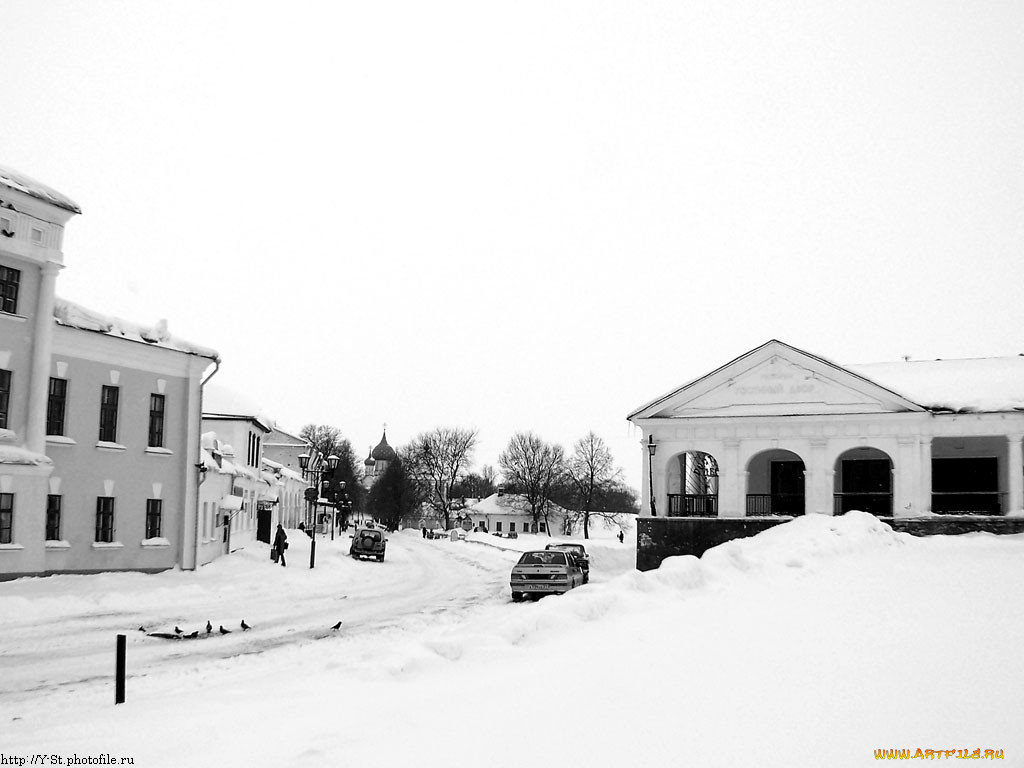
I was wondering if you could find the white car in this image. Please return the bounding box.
[510,550,585,602]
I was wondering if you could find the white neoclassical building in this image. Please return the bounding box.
[627,340,1024,570]
[1,165,219,579]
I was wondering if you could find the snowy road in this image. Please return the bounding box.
[0,529,524,708]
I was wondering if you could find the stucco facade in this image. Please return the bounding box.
[1,165,219,579]
[199,415,274,563]
[628,340,1024,569]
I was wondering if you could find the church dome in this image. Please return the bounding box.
[363,448,376,467]
[371,431,398,461]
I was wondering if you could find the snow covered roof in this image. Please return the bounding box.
[263,457,305,483]
[54,296,220,361]
[0,164,82,214]
[467,493,568,517]
[203,383,273,431]
[850,356,1024,413]
[631,340,1024,419]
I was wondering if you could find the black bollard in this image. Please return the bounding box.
[115,634,126,704]
[309,538,316,569]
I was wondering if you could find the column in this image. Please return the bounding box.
[25,262,61,454]
[1008,434,1023,517]
[720,440,742,517]
[920,437,933,515]
[893,437,917,518]
[803,439,829,515]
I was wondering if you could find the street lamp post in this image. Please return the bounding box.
[647,435,657,517]
[298,451,340,569]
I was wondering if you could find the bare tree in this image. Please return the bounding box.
[563,432,620,539]
[405,427,478,530]
[498,431,566,535]
[453,464,498,500]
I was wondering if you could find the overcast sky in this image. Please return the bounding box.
[3,1,1023,491]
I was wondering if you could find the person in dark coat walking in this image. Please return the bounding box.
[618,530,625,544]
[274,524,288,567]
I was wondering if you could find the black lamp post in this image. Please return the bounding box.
[330,486,348,541]
[647,435,657,517]
[298,451,340,568]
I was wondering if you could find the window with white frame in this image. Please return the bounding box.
[0,493,13,544]
[146,499,162,539]
[47,377,68,436]
[0,369,10,430]
[99,385,119,442]
[0,264,19,314]
[46,495,62,540]
[148,394,165,447]
[96,497,114,542]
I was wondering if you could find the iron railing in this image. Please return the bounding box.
[931,492,1004,515]
[833,493,893,516]
[666,494,718,517]
[746,493,805,516]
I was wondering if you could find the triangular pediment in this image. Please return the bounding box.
[630,340,923,420]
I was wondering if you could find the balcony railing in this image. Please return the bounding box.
[931,492,1004,515]
[833,493,892,516]
[746,494,805,516]
[666,494,718,517]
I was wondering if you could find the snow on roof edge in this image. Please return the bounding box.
[0,164,82,214]
[54,296,220,362]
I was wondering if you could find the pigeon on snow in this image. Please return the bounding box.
[206,620,213,634]
[241,620,251,631]
[174,626,183,635]
[219,625,231,635]
[331,621,343,631]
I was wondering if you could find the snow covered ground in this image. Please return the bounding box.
[2,514,1022,767]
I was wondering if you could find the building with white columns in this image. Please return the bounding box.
[627,340,1024,570]
[1,165,219,579]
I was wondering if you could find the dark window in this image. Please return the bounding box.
[99,385,119,442]
[46,495,62,540]
[496,521,502,532]
[146,499,162,539]
[148,394,165,447]
[0,493,12,544]
[96,497,114,542]
[0,369,10,430]
[933,457,998,493]
[47,377,68,436]
[0,264,20,314]
[842,459,892,493]
[509,521,516,533]
[932,457,1000,514]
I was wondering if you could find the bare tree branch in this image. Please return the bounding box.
[404,427,478,529]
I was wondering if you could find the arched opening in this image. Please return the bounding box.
[746,449,805,516]
[666,451,720,516]
[833,447,894,515]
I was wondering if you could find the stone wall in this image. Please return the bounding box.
[636,515,1024,572]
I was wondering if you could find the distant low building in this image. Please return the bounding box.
[466,492,570,536]
[200,384,281,561]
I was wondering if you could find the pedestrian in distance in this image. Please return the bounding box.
[618,530,625,544]
[274,523,288,567]
[421,526,427,538]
